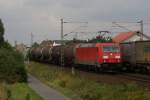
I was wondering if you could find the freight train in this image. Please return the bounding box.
[29,43,121,70]
[29,41,150,72]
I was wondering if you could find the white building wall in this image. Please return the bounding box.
[53,41,61,46]
[123,35,149,42]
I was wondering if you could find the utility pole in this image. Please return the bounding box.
[60,19,64,67]
[60,18,88,74]
[29,32,33,64]
[31,33,34,47]
[138,20,143,40]
[74,32,78,40]
[14,40,17,47]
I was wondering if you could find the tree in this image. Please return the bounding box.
[0,48,27,83]
[32,42,39,48]
[88,31,112,43]
[0,19,4,43]
[88,35,112,43]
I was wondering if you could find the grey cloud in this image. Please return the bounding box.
[24,0,57,7]
[0,0,150,45]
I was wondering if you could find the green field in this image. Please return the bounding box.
[27,62,150,100]
[0,83,43,100]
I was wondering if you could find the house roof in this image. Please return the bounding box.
[112,31,150,43]
[112,31,135,43]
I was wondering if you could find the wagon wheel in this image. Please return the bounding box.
[140,67,149,74]
[147,66,150,74]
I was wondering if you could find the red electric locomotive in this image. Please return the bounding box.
[75,43,121,69]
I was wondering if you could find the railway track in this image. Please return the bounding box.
[64,65,150,89]
[68,66,150,89]
[117,73,150,89]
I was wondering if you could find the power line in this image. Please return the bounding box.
[64,25,88,37]
[112,20,146,40]
[113,21,150,24]
[63,21,88,24]
[112,22,133,31]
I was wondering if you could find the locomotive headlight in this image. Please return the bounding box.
[103,56,108,59]
[115,56,120,59]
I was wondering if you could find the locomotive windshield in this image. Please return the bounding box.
[103,46,119,52]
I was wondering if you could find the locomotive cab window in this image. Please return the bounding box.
[103,46,119,52]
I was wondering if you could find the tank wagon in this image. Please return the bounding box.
[51,45,61,64]
[41,46,53,62]
[121,41,150,72]
[64,44,77,65]
[29,47,43,61]
[51,43,78,65]
[30,46,53,62]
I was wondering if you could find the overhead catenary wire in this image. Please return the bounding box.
[112,22,133,32]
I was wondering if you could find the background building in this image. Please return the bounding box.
[113,31,150,43]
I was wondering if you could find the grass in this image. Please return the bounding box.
[0,83,43,100]
[0,83,7,100]
[27,62,150,100]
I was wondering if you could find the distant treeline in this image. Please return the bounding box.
[31,34,112,47]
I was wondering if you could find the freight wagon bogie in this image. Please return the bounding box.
[122,64,150,73]
[100,63,122,71]
[136,64,150,73]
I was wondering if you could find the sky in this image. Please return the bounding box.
[0,0,150,46]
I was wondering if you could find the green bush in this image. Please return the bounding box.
[0,48,27,83]
[0,41,13,50]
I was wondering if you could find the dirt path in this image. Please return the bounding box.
[28,74,68,100]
